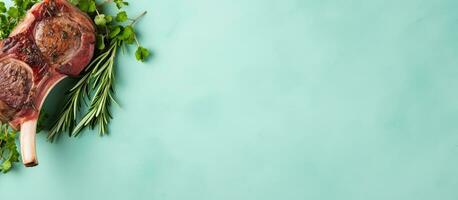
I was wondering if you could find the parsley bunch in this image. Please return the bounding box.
[0,123,20,173]
[0,0,38,38]
[48,0,150,141]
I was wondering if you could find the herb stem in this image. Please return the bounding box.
[134,35,140,47]
[130,11,147,26]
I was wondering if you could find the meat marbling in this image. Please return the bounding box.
[0,0,95,167]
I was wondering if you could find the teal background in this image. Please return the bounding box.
[2,0,458,199]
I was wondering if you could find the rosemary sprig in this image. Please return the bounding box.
[48,42,117,140]
[72,41,118,136]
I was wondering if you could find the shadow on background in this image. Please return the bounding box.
[38,77,79,139]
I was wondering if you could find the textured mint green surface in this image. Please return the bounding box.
[2,0,458,199]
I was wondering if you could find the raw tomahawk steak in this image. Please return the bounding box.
[0,0,95,166]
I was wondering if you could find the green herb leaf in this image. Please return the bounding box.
[94,14,106,26]
[115,11,128,22]
[109,25,121,39]
[0,123,20,174]
[135,46,150,62]
[1,160,12,173]
[105,15,113,23]
[7,7,19,18]
[87,0,96,13]
[77,0,96,13]
[77,0,89,12]
[114,0,129,9]
[118,25,135,44]
[0,2,7,13]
